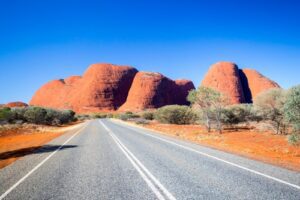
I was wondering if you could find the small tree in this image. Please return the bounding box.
[188,86,229,133]
[254,88,286,134]
[284,85,300,145]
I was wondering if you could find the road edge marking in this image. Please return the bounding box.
[99,120,176,200]
[111,119,300,191]
[0,122,89,200]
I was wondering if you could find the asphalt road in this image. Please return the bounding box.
[0,119,300,200]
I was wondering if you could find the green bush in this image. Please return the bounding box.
[135,119,149,125]
[125,111,133,115]
[53,110,75,124]
[6,107,76,125]
[154,105,197,125]
[254,88,287,134]
[288,134,300,146]
[119,113,131,121]
[284,85,300,144]
[142,111,155,120]
[10,107,28,121]
[222,104,260,125]
[0,107,12,121]
[93,113,108,119]
[24,107,47,124]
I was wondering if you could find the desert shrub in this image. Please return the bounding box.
[284,85,300,144]
[119,113,131,121]
[117,112,140,121]
[112,113,120,119]
[125,111,133,115]
[106,113,113,118]
[254,88,287,134]
[24,107,47,124]
[60,110,75,123]
[93,113,108,119]
[222,104,259,126]
[288,134,300,146]
[10,107,28,121]
[48,109,75,125]
[76,114,90,121]
[0,107,12,121]
[154,105,197,125]
[135,118,149,125]
[9,107,76,125]
[142,111,155,120]
[44,109,61,125]
[188,86,229,133]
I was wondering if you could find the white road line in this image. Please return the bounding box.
[0,122,88,200]
[99,120,176,200]
[113,120,300,191]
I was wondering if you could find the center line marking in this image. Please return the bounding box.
[99,120,176,200]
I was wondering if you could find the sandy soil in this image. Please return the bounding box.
[0,123,81,169]
[135,121,300,171]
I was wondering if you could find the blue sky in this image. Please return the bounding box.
[0,0,299,103]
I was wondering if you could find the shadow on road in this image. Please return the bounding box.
[0,145,78,160]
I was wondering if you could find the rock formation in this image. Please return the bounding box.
[201,62,280,104]
[30,63,194,113]
[30,61,279,112]
[5,102,28,108]
[173,80,195,105]
[119,72,195,111]
[68,64,138,113]
[201,62,245,104]
[240,69,280,102]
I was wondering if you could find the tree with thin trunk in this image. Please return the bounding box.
[188,86,229,133]
[254,88,286,134]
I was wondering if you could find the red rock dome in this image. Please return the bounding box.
[240,69,280,102]
[5,102,28,108]
[201,62,280,104]
[201,62,245,104]
[69,63,138,112]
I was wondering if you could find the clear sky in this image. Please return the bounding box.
[0,0,299,103]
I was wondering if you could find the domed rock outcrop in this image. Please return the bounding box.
[119,72,174,111]
[240,69,280,102]
[173,80,195,105]
[68,64,138,112]
[30,79,69,109]
[30,63,138,113]
[201,62,280,104]
[201,62,245,104]
[5,102,28,108]
[119,73,195,111]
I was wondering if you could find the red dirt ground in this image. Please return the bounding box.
[0,125,69,169]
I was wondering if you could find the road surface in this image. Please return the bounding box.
[0,119,300,200]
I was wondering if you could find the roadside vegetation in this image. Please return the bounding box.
[115,85,300,146]
[0,106,76,126]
